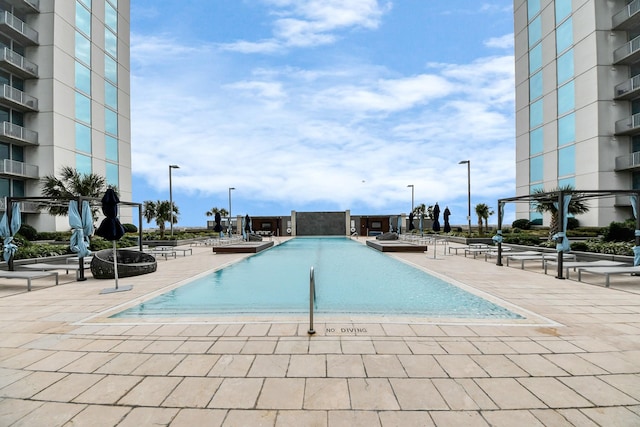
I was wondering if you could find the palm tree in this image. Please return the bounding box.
[412,204,426,231]
[205,207,229,217]
[532,185,589,240]
[475,203,494,235]
[41,166,114,219]
[142,200,179,239]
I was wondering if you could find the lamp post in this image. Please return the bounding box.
[168,164,179,238]
[458,160,471,235]
[407,184,414,214]
[228,187,235,236]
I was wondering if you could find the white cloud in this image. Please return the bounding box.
[219,0,392,53]
[485,33,514,49]
[130,34,515,218]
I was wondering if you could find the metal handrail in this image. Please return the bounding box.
[308,266,316,335]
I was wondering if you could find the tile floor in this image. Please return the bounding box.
[0,237,639,426]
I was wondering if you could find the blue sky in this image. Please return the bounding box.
[130,0,516,228]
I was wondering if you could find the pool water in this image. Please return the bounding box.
[113,237,522,319]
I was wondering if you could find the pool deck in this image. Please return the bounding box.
[0,236,639,426]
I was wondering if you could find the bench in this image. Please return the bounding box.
[21,263,86,280]
[577,265,640,287]
[154,246,192,256]
[544,260,626,278]
[0,271,59,291]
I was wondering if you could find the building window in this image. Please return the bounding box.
[558,112,575,146]
[556,18,573,54]
[105,2,117,31]
[105,81,117,109]
[106,162,118,186]
[529,183,543,223]
[75,32,91,65]
[0,178,9,197]
[557,49,574,84]
[558,177,575,188]
[558,145,575,177]
[12,180,24,197]
[75,92,91,124]
[75,122,92,153]
[633,171,640,189]
[105,28,117,58]
[530,71,543,101]
[105,55,117,83]
[105,135,118,161]
[530,99,543,128]
[105,108,117,135]
[530,155,543,182]
[76,1,91,37]
[76,153,92,175]
[530,127,543,155]
[555,0,571,24]
[75,61,91,95]
[78,0,91,8]
[557,81,574,115]
[529,16,542,47]
[529,44,542,74]
[528,0,540,21]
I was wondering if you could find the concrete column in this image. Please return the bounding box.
[290,211,296,236]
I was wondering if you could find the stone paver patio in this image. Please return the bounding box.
[0,237,639,426]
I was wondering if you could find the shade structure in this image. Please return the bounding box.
[443,206,451,232]
[95,189,131,293]
[432,203,441,231]
[0,202,20,267]
[408,212,414,230]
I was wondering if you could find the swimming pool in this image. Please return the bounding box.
[113,237,522,319]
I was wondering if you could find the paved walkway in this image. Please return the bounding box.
[0,237,639,426]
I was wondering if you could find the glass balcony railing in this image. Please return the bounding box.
[0,198,41,213]
[0,10,38,44]
[615,113,640,135]
[0,121,37,145]
[0,84,37,110]
[615,75,640,99]
[0,47,37,77]
[614,35,640,64]
[613,0,640,29]
[1,158,38,178]
[615,151,640,170]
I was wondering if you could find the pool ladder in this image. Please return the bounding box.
[308,266,316,335]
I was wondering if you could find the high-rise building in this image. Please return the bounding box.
[514,0,640,226]
[0,0,131,230]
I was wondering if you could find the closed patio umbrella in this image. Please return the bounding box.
[443,206,451,232]
[69,199,93,280]
[432,203,441,231]
[213,212,223,233]
[96,189,131,293]
[0,201,20,270]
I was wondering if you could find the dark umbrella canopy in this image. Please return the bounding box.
[244,214,251,232]
[443,206,451,232]
[95,189,125,241]
[432,203,441,231]
[408,212,414,230]
[213,212,222,232]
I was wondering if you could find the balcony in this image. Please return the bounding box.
[0,84,37,111]
[613,35,640,65]
[613,0,640,30]
[0,121,37,145]
[615,194,634,207]
[615,113,640,135]
[0,158,38,179]
[5,0,39,14]
[615,75,640,100]
[0,11,38,45]
[615,151,640,170]
[0,47,37,78]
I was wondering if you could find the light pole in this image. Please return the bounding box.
[168,164,179,238]
[458,160,471,235]
[407,184,414,214]
[228,187,235,236]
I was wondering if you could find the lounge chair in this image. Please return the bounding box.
[577,265,640,287]
[0,270,59,291]
[544,259,627,278]
[506,252,576,269]
[21,263,86,280]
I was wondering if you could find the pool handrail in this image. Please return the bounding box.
[308,266,316,335]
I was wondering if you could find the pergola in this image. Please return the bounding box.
[4,196,144,279]
[495,189,640,279]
